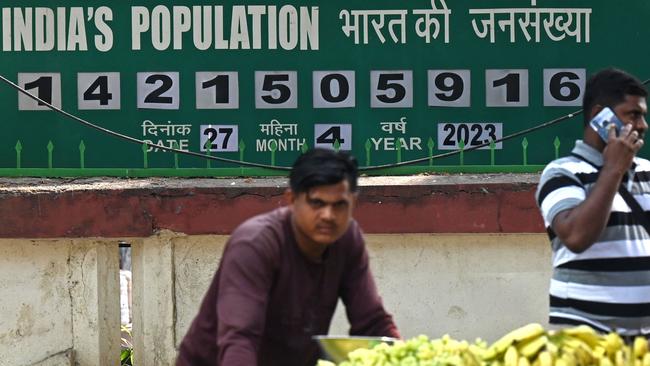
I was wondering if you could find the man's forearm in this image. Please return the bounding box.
[553,167,623,252]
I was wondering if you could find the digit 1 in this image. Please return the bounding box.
[24,76,53,105]
[493,73,520,102]
[202,75,229,104]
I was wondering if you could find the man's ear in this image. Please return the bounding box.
[351,192,359,209]
[283,189,295,206]
[589,104,605,122]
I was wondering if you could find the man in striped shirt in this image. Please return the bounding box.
[536,68,650,336]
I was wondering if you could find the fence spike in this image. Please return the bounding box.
[522,138,529,166]
[427,138,434,167]
[269,140,278,166]
[173,141,180,169]
[395,138,402,163]
[204,140,212,169]
[142,143,148,169]
[47,141,54,169]
[490,140,496,166]
[554,136,561,159]
[79,140,86,169]
[239,139,246,164]
[365,139,372,166]
[15,140,22,169]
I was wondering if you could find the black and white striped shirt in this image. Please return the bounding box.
[536,140,650,336]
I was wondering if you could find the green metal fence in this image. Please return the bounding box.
[2,135,559,177]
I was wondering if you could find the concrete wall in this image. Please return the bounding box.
[168,233,551,345]
[0,175,549,365]
[0,239,120,366]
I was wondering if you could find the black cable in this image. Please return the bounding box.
[360,109,583,171]
[0,74,291,171]
[360,77,650,171]
[2,73,647,172]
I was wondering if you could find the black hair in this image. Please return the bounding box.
[289,148,358,194]
[582,68,647,125]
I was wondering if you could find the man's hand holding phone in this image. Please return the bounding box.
[602,117,644,177]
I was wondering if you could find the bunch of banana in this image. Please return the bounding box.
[482,323,548,366]
[317,324,650,366]
[483,324,650,366]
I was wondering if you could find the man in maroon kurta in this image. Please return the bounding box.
[176,149,399,366]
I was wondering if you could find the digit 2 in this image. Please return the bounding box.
[144,74,173,104]
[442,123,455,146]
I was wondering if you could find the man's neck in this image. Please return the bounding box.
[290,217,326,263]
[583,130,606,152]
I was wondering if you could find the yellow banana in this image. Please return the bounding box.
[560,351,578,366]
[634,337,649,359]
[562,336,593,352]
[546,342,560,357]
[555,358,568,366]
[600,357,614,366]
[561,325,602,349]
[486,324,547,360]
[642,353,650,366]
[539,350,554,366]
[594,346,607,359]
[505,346,520,366]
[614,349,625,366]
[519,356,532,366]
[518,336,549,359]
[604,333,625,357]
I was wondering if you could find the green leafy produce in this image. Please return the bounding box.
[318,324,650,366]
[317,334,487,366]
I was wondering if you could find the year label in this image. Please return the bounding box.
[437,123,503,150]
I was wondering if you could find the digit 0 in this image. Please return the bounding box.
[321,74,349,103]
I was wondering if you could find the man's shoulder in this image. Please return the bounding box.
[334,220,365,251]
[229,207,290,249]
[634,156,650,171]
[540,154,593,180]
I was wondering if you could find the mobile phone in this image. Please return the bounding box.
[589,107,624,142]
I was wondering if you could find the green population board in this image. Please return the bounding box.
[1,0,649,173]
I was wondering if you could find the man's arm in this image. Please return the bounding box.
[340,226,400,338]
[216,240,276,365]
[552,124,642,253]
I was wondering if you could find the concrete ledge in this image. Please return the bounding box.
[0,174,544,238]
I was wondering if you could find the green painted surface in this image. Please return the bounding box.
[0,1,648,175]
